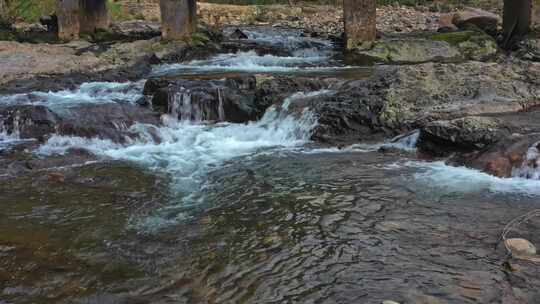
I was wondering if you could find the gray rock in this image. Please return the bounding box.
[353,31,498,64]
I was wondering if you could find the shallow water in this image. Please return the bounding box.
[2,27,540,303]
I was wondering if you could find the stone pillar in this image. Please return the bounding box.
[160,0,197,40]
[502,0,532,49]
[0,0,7,21]
[57,0,81,40]
[343,0,377,50]
[57,0,109,40]
[79,0,109,33]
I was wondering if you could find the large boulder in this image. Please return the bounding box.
[374,61,540,131]
[54,103,161,142]
[417,116,510,156]
[0,105,61,141]
[452,134,540,178]
[0,103,160,143]
[452,8,501,34]
[291,60,539,144]
[353,31,498,64]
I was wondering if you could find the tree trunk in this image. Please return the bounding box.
[160,0,197,40]
[343,0,377,50]
[57,0,81,40]
[502,0,531,49]
[79,0,109,33]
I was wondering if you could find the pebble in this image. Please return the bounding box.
[382,301,401,304]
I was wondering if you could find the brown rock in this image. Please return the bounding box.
[452,8,501,32]
[438,14,458,32]
[505,238,537,257]
[48,172,66,183]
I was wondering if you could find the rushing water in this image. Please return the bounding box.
[2,27,540,304]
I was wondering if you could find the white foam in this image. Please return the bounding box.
[408,161,540,196]
[151,51,345,75]
[0,81,144,109]
[0,118,36,150]
[512,142,540,180]
[38,98,317,197]
[225,27,334,51]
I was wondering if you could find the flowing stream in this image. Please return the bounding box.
[2,27,540,304]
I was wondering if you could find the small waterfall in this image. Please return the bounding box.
[217,88,225,122]
[512,142,540,180]
[0,112,22,139]
[168,89,204,122]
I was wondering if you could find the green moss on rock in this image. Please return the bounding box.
[355,30,498,64]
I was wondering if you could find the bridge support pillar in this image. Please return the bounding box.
[57,0,109,40]
[159,0,197,40]
[343,0,376,50]
[502,0,533,49]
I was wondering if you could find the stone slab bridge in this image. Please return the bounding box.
[57,0,538,49]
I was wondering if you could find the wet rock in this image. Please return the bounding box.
[0,105,61,141]
[0,103,160,143]
[149,76,263,123]
[143,78,172,96]
[514,36,540,62]
[110,20,161,40]
[355,31,498,64]
[417,116,509,156]
[229,28,248,39]
[255,76,327,108]
[39,14,58,34]
[453,133,540,178]
[452,8,500,34]
[55,103,161,142]
[505,238,537,257]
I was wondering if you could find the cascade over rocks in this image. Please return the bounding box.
[0,105,61,141]
[144,75,330,123]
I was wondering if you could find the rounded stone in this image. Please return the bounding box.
[505,238,537,256]
[382,301,401,304]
